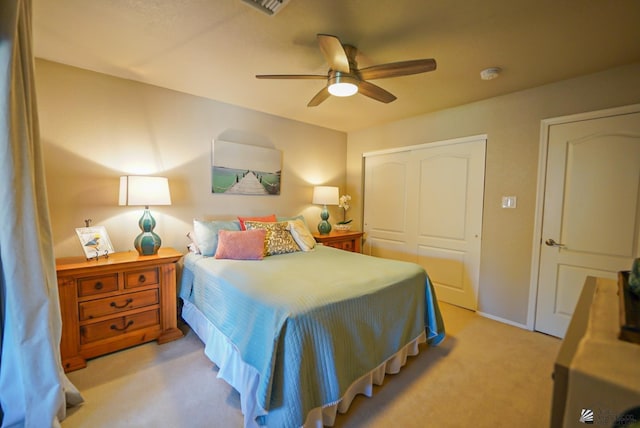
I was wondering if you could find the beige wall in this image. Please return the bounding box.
[36,59,347,258]
[37,58,640,327]
[347,62,640,326]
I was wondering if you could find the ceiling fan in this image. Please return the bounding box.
[256,34,437,107]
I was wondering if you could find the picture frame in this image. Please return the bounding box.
[75,226,115,260]
[211,140,282,195]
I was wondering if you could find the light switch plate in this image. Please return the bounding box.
[502,196,517,209]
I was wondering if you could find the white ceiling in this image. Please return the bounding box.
[33,0,640,133]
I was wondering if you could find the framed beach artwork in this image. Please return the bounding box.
[75,226,115,259]
[211,140,281,195]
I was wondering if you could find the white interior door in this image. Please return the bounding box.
[534,109,640,338]
[362,150,417,263]
[364,136,486,310]
[415,141,485,311]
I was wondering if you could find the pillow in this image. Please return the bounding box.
[215,229,266,260]
[287,219,316,251]
[244,221,301,256]
[193,219,241,257]
[277,214,307,226]
[238,214,277,230]
[186,230,201,254]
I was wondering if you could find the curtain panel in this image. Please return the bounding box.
[0,0,82,426]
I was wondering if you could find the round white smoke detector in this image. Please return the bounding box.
[480,67,502,80]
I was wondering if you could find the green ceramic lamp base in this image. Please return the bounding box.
[134,207,162,255]
[317,204,332,235]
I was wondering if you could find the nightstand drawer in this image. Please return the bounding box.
[78,289,160,321]
[77,274,119,297]
[332,241,353,251]
[125,268,159,289]
[80,309,160,344]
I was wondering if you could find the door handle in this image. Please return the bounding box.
[545,238,565,247]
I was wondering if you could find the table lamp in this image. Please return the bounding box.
[119,176,171,255]
[312,186,339,235]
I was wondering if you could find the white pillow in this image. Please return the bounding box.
[186,230,201,254]
[287,219,316,251]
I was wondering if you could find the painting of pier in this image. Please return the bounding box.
[211,140,281,195]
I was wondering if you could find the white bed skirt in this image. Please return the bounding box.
[182,299,427,428]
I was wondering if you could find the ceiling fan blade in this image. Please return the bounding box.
[358,81,397,103]
[256,74,326,80]
[359,59,437,80]
[307,87,331,107]
[317,34,350,73]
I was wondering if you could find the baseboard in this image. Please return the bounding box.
[477,311,531,330]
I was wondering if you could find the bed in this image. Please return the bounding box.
[179,218,445,427]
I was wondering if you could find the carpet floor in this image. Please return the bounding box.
[62,302,560,427]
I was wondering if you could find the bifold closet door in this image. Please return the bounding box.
[364,137,486,310]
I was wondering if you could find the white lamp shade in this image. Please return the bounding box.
[312,186,339,205]
[119,176,172,206]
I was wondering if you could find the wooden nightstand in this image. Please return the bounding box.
[56,247,183,372]
[313,230,364,253]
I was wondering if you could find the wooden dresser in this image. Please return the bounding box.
[313,230,363,253]
[56,248,183,372]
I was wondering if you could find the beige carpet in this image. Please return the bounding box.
[61,303,560,428]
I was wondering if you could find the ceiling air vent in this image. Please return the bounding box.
[241,0,290,16]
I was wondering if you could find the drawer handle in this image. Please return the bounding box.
[110,320,134,332]
[110,298,133,309]
[94,281,104,290]
[138,274,146,284]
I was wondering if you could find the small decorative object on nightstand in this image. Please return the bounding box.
[335,194,352,231]
[75,224,115,260]
[313,230,364,253]
[56,247,183,372]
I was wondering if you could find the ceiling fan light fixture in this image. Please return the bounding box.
[256,34,437,106]
[328,82,358,97]
[328,73,359,97]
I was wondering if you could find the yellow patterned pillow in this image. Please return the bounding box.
[244,221,301,256]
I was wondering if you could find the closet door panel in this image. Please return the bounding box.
[364,136,485,310]
[363,151,417,263]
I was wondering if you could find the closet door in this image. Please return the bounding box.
[364,137,486,310]
[363,150,417,263]
[413,140,485,311]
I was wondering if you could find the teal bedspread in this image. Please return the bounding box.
[180,245,445,427]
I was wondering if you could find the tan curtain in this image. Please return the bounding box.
[0,0,82,426]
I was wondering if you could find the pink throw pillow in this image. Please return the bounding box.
[215,229,266,260]
[238,214,276,230]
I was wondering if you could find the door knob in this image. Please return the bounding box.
[545,238,565,247]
